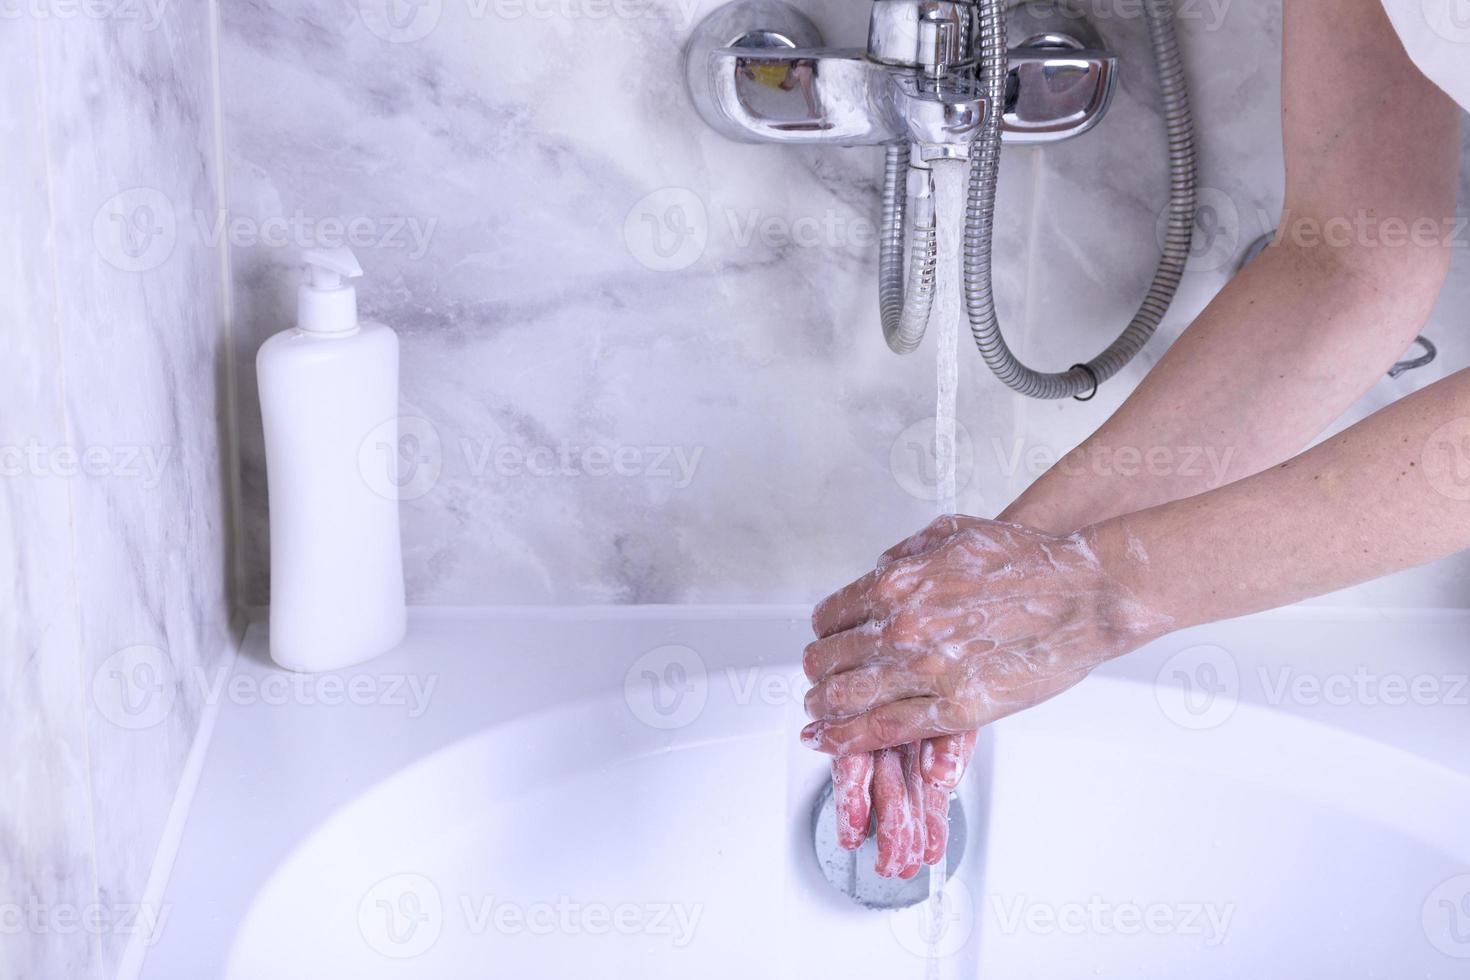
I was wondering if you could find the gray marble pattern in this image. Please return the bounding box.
[222,0,1469,607]
[221,0,1024,605]
[3,8,235,979]
[0,22,98,980]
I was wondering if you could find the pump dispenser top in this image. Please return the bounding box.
[298,247,364,334]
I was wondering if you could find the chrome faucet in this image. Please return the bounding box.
[685,0,1117,159]
[685,0,1197,402]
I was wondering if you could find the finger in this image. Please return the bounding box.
[922,780,950,866]
[805,662,937,721]
[872,747,917,878]
[802,624,882,684]
[870,748,904,874]
[898,742,926,879]
[876,516,964,568]
[921,730,977,789]
[803,697,965,756]
[803,668,1093,755]
[831,753,874,850]
[811,568,883,639]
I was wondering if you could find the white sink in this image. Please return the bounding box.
[143,609,1470,978]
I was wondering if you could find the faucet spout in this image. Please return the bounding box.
[890,73,988,161]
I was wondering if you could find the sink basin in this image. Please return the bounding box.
[143,609,1470,978]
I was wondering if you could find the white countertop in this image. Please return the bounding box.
[141,605,1470,978]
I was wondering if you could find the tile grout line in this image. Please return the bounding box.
[207,0,247,617]
[121,4,247,975]
[113,630,241,980]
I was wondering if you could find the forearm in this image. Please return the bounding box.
[1003,241,1444,536]
[1003,0,1459,538]
[1101,368,1470,638]
[803,372,1470,757]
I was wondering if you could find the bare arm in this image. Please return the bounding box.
[1004,0,1459,536]
[809,0,1462,871]
[802,369,1470,754]
[1110,369,1470,631]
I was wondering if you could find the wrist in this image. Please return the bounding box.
[1002,468,1128,536]
[1000,492,1091,537]
[1075,517,1175,659]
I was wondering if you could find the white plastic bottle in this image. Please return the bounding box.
[257,247,407,671]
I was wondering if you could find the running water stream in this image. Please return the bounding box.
[931,159,967,516]
[923,157,969,977]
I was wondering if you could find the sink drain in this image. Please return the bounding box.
[810,780,966,910]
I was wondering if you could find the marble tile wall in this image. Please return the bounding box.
[223,0,1469,607]
[2,8,236,979]
[220,0,1026,606]
[0,21,98,980]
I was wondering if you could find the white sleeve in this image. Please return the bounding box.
[1379,0,1470,113]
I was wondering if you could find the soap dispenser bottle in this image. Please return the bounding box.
[256,247,407,672]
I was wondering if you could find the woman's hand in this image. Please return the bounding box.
[802,515,1163,756]
[826,732,975,877]
[821,519,988,878]
[809,514,1162,877]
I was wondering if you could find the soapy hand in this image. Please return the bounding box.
[821,520,990,876]
[806,516,1160,870]
[803,515,1151,752]
[826,731,975,876]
